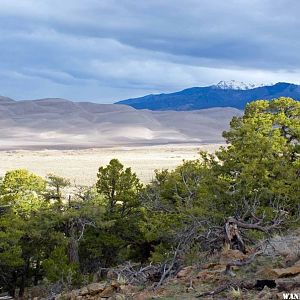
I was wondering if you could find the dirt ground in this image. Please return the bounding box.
[0,143,223,185]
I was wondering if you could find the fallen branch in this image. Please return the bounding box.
[196,281,241,298]
[155,242,181,288]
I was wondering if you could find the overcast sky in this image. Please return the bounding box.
[0,0,300,102]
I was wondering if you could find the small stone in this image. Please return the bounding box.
[87,282,106,295]
[71,290,80,299]
[256,267,279,279]
[79,287,89,296]
[119,284,138,294]
[272,263,300,278]
[99,286,116,298]
[110,280,120,289]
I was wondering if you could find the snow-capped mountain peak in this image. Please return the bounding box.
[213,80,266,90]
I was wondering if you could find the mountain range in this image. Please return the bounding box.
[116,81,300,111]
[0,96,241,149]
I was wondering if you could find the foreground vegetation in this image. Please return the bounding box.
[0,98,299,298]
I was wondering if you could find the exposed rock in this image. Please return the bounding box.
[67,289,79,300]
[113,294,126,300]
[272,265,300,278]
[79,287,89,296]
[256,267,281,279]
[87,282,106,295]
[261,265,300,278]
[47,227,300,300]
[119,284,139,294]
[99,286,117,298]
[110,281,120,289]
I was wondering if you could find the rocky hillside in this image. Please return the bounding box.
[22,228,300,299]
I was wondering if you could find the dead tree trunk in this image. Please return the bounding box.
[224,218,246,276]
[68,236,79,264]
[68,223,80,264]
[224,218,246,253]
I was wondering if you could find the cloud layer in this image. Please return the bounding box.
[1,0,300,102]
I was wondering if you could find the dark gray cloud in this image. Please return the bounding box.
[0,0,300,102]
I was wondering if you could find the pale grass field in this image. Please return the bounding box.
[0,143,223,185]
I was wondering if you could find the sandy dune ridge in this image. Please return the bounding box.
[0,97,238,183]
[0,97,241,149]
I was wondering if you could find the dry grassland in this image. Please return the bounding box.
[0,144,223,185]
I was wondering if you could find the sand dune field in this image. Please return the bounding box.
[0,98,234,184]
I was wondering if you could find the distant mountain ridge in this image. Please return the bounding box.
[116,82,300,111]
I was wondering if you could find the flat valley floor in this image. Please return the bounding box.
[0,144,222,185]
